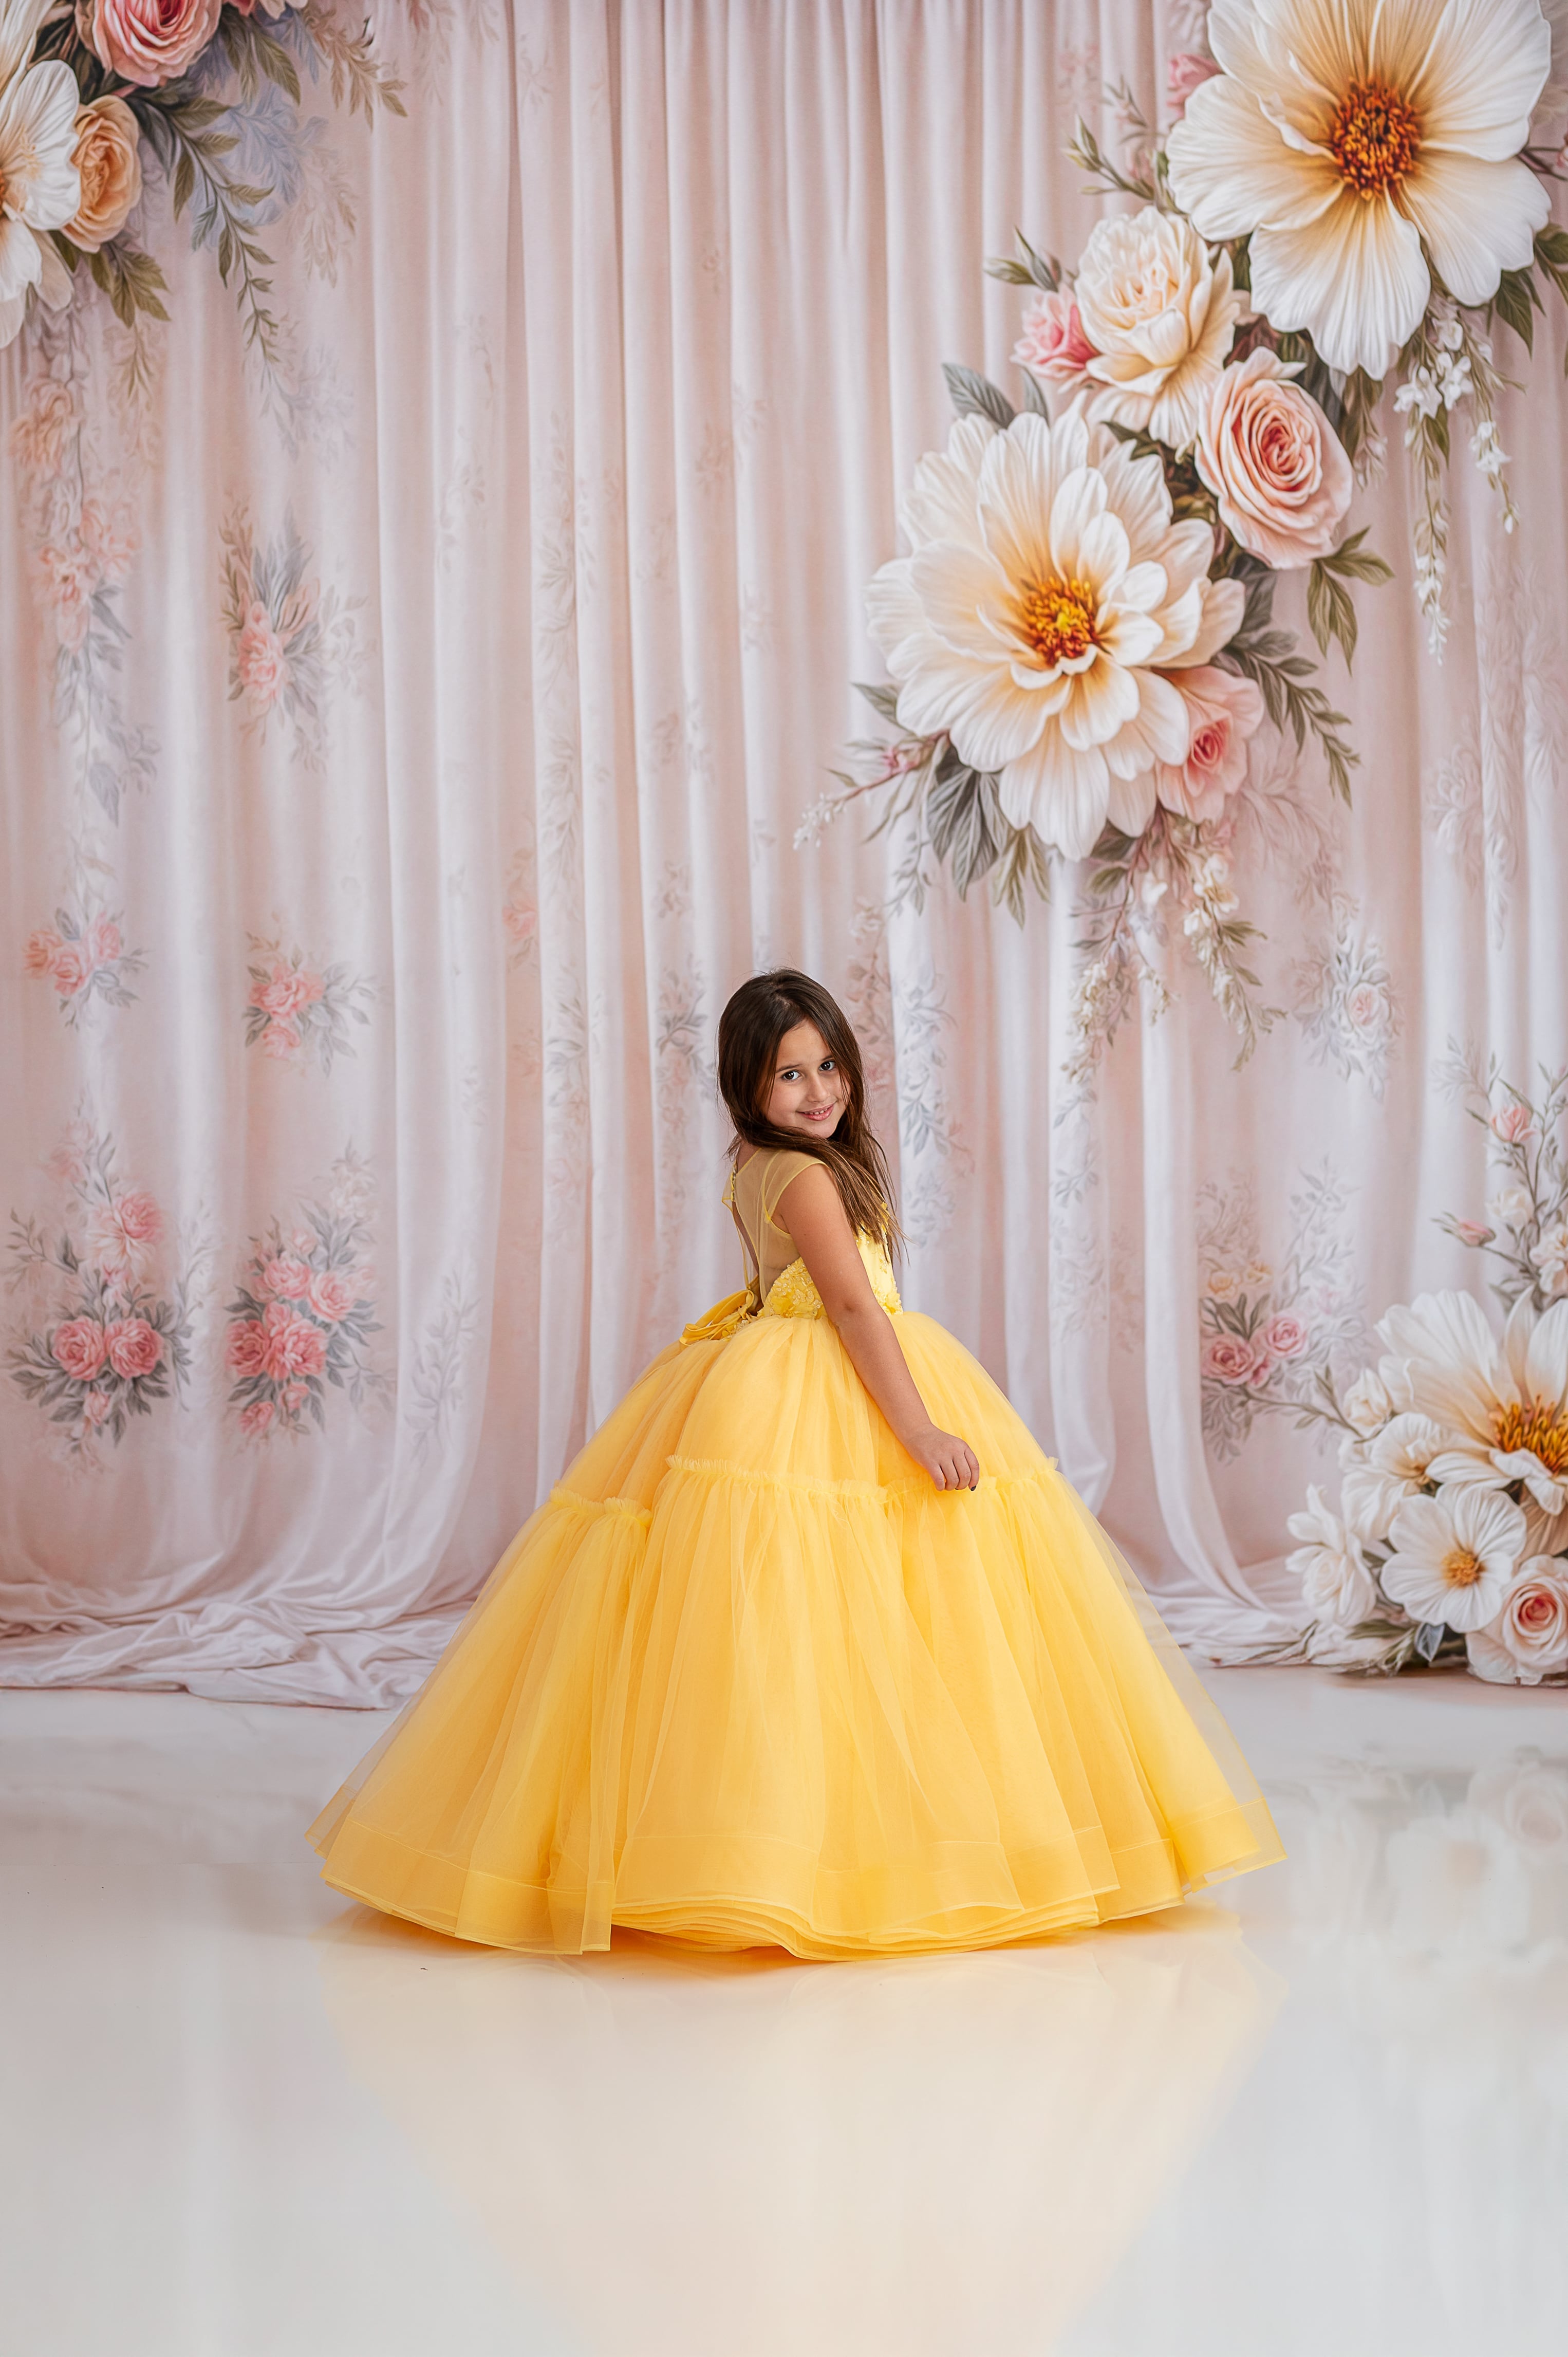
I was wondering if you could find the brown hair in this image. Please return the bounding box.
[717,969,901,1253]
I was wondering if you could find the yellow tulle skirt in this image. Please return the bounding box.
[310,1307,1283,1958]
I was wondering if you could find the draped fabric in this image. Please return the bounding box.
[3,1,1566,1704]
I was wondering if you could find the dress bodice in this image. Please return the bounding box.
[725,1149,901,1321]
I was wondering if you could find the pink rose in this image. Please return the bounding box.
[1153,664,1265,822]
[76,0,223,86]
[83,1192,160,1288]
[502,898,536,952]
[53,1317,107,1381]
[1346,983,1383,1031]
[306,1269,356,1322]
[1012,289,1097,386]
[9,380,76,480]
[1452,1219,1495,1247]
[78,495,137,587]
[1487,1559,1568,1682]
[104,1315,163,1380]
[256,963,322,1018]
[261,1254,313,1301]
[24,928,62,977]
[260,1304,326,1382]
[281,1379,309,1414]
[1260,1312,1309,1361]
[238,1398,274,1437]
[227,1319,270,1380]
[1196,348,1354,569]
[1492,1104,1534,1144]
[1202,1332,1259,1387]
[50,942,91,996]
[236,602,288,710]
[82,1388,114,1428]
[39,543,97,652]
[1167,52,1219,119]
[87,915,122,967]
[263,1019,302,1061]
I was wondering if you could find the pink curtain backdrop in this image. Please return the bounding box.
[3,2,1567,1702]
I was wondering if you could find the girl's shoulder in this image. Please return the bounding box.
[731,1144,826,1224]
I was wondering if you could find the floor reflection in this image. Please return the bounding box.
[317,1903,1280,2357]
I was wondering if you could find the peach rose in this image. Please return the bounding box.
[39,543,97,653]
[261,1254,313,1301]
[1197,348,1353,569]
[1167,52,1219,118]
[51,943,92,997]
[53,1317,107,1381]
[105,1315,163,1380]
[25,928,62,977]
[85,1190,162,1285]
[78,495,137,586]
[77,0,223,86]
[259,1303,326,1381]
[10,380,76,479]
[1202,1332,1258,1386]
[306,1269,356,1323]
[1484,1558,1568,1682]
[263,1020,302,1061]
[88,916,122,966]
[236,603,288,709]
[256,964,320,1018]
[82,1387,115,1428]
[238,1398,274,1437]
[1492,1104,1534,1143]
[1012,289,1097,386]
[281,1379,309,1414]
[65,97,143,254]
[1152,665,1264,822]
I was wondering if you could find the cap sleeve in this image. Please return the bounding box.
[761,1149,827,1228]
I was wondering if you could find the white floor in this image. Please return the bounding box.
[2,1667,1564,2357]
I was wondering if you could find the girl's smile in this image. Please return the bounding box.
[766,1020,845,1139]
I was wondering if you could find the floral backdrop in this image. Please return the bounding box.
[3,0,1568,1703]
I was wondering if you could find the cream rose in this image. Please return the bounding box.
[1196,349,1352,569]
[1073,205,1242,449]
[1472,1555,1568,1683]
[64,98,143,254]
[76,0,223,86]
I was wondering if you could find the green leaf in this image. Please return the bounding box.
[941,362,1015,431]
[1018,370,1050,419]
[1306,556,1358,666]
[1317,526,1394,587]
[1491,265,1540,354]
[853,680,902,723]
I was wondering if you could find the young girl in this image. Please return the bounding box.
[311,970,1282,1955]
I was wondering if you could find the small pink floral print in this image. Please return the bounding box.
[24,902,146,1026]
[225,1156,384,1440]
[220,505,364,768]
[1203,1333,1259,1386]
[244,938,372,1074]
[1260,1312,1310,1361]
[9,378,77,479]
[7,1128,194,1455]
[1197,1170,1366,1461]
[1492,1104,1534,1144]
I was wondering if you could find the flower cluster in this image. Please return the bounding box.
[223,1169,379,1439]
[5,1126,191,1452]
[1285,1073,1568,1685]
[243,937,371,1071]
[25,902,144,1021]
[219,504,360,764]
[821,0,1568,1073]
[0,0,402,360]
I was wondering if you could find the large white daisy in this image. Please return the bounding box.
[1379,1290,1568,1514]
[1382,1483,1525,1632]
[1166,0,1554,378]
[0,0,81,347]
[866,409,1214,859]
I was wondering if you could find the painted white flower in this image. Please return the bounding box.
[1487,1182,1535,1230]
[1342,1365,1395,1435]
[1072,205,1243,449]
[1287,1483,1378,1626]
[1382,1484,1525,1631]
[867,409,1216,859]
[0,1,81,348]
[1380,1290,1568,1514]
[1166,0,1554,378]
[1530,1220,1568,1297]
[1339,1413,1449,1542]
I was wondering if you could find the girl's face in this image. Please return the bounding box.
[764,1020,845,1140]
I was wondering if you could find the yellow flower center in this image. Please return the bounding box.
[1329,78,1422,198]
[1441,1546,1484,1590]
[1017,577,1097,667]
[1492,1398,1568,1473]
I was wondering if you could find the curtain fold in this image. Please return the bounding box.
[3,0,1566,1702]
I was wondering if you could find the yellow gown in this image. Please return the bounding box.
[311,1148,1282,1957]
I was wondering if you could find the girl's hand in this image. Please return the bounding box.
[903,1422,980,1492]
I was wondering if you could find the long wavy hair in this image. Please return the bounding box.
[717,969,901,1253]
